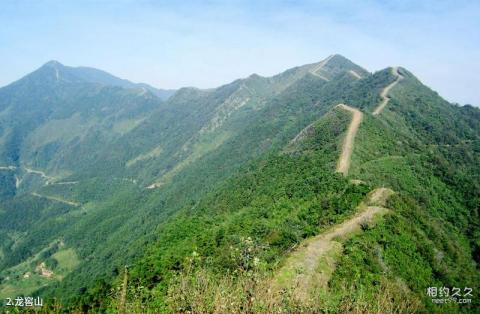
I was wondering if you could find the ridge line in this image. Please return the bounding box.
[335,104,363,175]
[310,55,334,81]
[372,67,404,116]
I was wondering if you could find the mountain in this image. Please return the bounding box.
[0,61,165,195]
[35,60,176,100]
[0,55,478,313]
[46,61,175,100]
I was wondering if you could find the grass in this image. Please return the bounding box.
[112,117,146,135]
[51,248,80,279]
[126,145,163,167]
[0,274,49,300]
[0,245,80,299]
[153,131,231,186]
[26,113,92,151]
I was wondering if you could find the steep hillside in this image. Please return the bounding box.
[92,67,480,312]
[0,61,164,192]
[0,55,372,303]
[95,62,479,313]
[63,63,175,100]
[0,55,478,313]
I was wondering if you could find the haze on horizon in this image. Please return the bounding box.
[1,0,479,106]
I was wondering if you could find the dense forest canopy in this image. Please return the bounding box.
[0,55,478,313]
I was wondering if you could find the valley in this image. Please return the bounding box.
[0,55,478,313]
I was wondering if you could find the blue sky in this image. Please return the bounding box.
[1,0,479,105]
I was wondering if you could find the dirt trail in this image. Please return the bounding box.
[31,192,80,207]
[15,175,21,188]
[51,181,79,185]
[275,188,393,301]
[348,70,362,79]
[367,187,395,206]
[24,167,51,179]
[0,166,16,171]
[372,67,403,116]
[289,122,316,146]
[55,67,60,81]
[23,166,57,185]
[335,104,363,175]
[310,55,333,81]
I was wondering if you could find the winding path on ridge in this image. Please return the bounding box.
[273,76,402,299]
[373,67,404,116]
[335,104,363,176]
[274,188,394,300]
[310,55,333,81]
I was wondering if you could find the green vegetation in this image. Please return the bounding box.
[0,55,478,313]
[0,240,80,301]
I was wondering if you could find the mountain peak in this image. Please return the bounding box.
[41,60,66,75]
[328,53,351,63]
[307,54,369,81]
[7,61,175,100]
[43,60,63,67]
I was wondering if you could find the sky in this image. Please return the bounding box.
[1,0,479,106]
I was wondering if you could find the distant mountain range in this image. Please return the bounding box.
[0,55,478,313]
[8,60,175,99]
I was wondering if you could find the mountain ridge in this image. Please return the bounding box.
[0,54,478,313]
[3,60,175,100]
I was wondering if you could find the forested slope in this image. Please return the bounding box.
[0,55,478,313]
